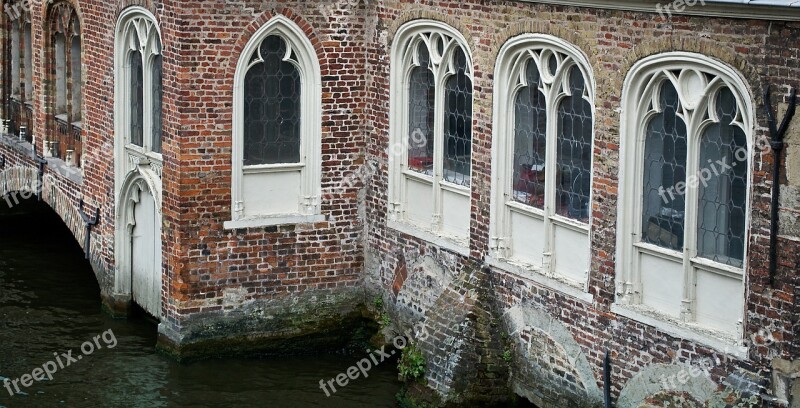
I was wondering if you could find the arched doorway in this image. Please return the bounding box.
[116,172,162,319]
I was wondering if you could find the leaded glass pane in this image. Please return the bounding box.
[697,88,747,267]
[407,44,435,175]
[642,81,687,251]
[443,47,472,186]
[24,25,32,101]
[11,21,20,97]
[70,38,82,121]
[555,67,592,222]
[512,61,547,209]
[54,34,67,115]
[151,55,163,153]
[130,50,144,147]
[243,35,301,166]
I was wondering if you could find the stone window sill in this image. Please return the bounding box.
[224,214,326,230]
[611,303,748,360]
[485,255,594,303]
[387,219,470,257]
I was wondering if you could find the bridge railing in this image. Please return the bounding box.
[6,98,34,143]
[52,114,82,167]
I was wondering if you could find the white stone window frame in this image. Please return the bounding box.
[114,7,164,167]
[488,34,596,298]
[387,20,474,254]
[614,52,754,353]
[225,15,323,229]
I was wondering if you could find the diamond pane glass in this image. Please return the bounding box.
[513,61,547,209]
[129,50,144,147]
[443,47,472,186]
[407,44,435,175]
[243,35,301,166]
[555,67,592,222]
[697,88,747,267]
[151,55,163,153]
[642,80,687,251]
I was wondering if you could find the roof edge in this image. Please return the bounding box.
[519,0,800,21]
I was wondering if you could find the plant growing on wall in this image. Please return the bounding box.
[398,343,426,382]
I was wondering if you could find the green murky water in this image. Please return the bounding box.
[0,200,401,407]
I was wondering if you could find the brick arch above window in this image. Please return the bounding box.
[226,8,324,88]
[614,38,762,113]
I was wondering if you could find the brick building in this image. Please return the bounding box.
[0,0,799,406]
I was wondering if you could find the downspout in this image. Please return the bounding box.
[78,199,100,260]
[603,349,612,408]
[763,85,796,287]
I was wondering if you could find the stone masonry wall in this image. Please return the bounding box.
[363,1,800,407]
[0,0,799,406]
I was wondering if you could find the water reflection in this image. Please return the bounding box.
[0,201,401,407]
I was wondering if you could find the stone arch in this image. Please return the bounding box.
[226,7,324,93]
[0,165,105,284]
[387,8,473,54]
[614,37,762,121]
[113,0,160,23]
[488,19,600,82]
[114,166,163,318]
[395,254,456,321]
[616,363,718,408]
[503,305,604,407]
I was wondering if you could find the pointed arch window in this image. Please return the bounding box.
[47,2,82,165]
[4,11,34,142]
[617,53,753,337]
[388,21,474,248]
[116,10,163,156]
[489,35,595,287]
[226,15,323,228]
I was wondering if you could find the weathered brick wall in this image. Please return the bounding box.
[363,1,800,406]
[1,0,799,405]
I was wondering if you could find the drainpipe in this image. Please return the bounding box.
[763,85,796,287]
[78,200,100,260]
[603,349,612,408]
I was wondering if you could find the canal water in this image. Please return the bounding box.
[0,201,402,407]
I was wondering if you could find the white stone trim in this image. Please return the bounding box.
[387,219,470,257]
[223,214,327,230]
[486,256,594,303]
[114,7,162,154]
[615,52,754,340]
[231,15,322,221]
[489,33,595,288]
[388,19,473,244]
[612,304,749,360]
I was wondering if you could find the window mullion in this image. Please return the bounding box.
[142,54,152,152]
[431,68,445,232]
[681,114,702,323]
[542,85,558,276]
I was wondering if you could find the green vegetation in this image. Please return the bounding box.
[398,343,427,382]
